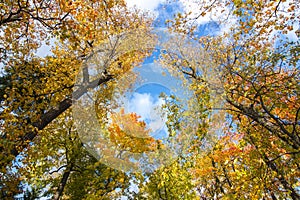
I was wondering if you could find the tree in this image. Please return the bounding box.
[108,108,162,154]
[135,159,197,200]
[19,111,131,200]
[1,0,299,199]
[0,0,154,198]
[166,0,300,199]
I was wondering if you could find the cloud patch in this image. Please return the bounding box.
[125,0,165,11]
[128,92,166,134]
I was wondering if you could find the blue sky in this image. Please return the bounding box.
[125,0,238,33]
[122,1,196,139]
[121,0,222,139]
[119,0,238,145]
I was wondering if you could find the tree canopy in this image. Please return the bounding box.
[0,0,299,199]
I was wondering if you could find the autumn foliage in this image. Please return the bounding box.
[108,108,161,153]
[0,0,299,199]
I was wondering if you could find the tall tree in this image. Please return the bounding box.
[164,0,299,199]
[19,111,131,200]
[0,0,154,198]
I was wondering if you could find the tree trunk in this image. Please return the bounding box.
[52,164,73,200]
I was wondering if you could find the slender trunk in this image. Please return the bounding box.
[52,165,73,200]
[264,157,300,200]
[211,159,225,194]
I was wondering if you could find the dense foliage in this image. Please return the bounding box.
[0,0,299,199]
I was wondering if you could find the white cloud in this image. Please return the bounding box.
[148,97,166,131]
[178,0,237,34]
[125,0,236,34]
[125,0,165,11]
[129,93,153,118]
[128,93,165,133]
[150,63,164,73]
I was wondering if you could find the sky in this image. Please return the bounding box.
[125,0,236,34]
[125,63,185,140]
[121,0,222,140]
[125,0,167,12]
